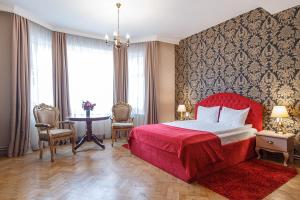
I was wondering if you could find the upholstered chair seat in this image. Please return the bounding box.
[33,103,76,162]
[39,129,73,140]
[112,122,134,128]
[111,102,134,146]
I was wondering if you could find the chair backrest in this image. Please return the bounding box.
[33,103,60,128]
[112,102,132,122]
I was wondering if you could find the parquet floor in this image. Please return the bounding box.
[0,140,299,200]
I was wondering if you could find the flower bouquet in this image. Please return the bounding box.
[82,101,96,117]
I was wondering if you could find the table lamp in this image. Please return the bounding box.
[177,105,186,120]
[271,106,289,134]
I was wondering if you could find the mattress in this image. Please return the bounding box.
[163,120,257,145]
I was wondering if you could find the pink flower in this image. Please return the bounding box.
[82,101,96,111]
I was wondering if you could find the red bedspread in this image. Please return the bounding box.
[128,124,224,178]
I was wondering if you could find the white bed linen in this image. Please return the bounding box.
[216,128,256,145]
[163,120,257,145]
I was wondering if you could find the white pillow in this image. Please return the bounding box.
[219,107,250,127]
[197,106,220,123]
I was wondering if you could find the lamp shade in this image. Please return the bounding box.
[271,106,289,118]
[177,105,186,112]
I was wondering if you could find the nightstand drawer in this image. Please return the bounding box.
[256,136,287,152]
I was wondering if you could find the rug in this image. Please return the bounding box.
[122,144,129,149]
[199,159,297,200]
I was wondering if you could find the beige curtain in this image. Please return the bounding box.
[52,32,70,121]
[145,41,159,124]
[113,46,128,103]
[8,14,30,157]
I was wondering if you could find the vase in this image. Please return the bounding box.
[86,110,90,117]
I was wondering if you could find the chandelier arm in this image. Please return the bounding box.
[105,3,129,48]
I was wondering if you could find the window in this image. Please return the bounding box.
[128,43,146,125]
[66,35,114,116]
[28,22,53,150]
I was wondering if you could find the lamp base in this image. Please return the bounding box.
[276,120,285,134]
[179,112,184,120]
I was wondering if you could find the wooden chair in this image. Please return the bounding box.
[111,102,134,146]
[33,103,76,162]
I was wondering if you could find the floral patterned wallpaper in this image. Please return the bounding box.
[175,6,300,135]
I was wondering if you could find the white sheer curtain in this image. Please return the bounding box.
[128,43,147,126]
[66,35,113,138]
[28,22,53,150]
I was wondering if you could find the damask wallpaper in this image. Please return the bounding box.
[175,6,300,136]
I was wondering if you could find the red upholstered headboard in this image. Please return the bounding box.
[194,93,263,131]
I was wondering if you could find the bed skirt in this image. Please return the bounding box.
[130,137,256,182]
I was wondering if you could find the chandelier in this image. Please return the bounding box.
[105,3,130,48]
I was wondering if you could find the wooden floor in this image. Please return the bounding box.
[0,140,299,200]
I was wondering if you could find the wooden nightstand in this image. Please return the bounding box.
[255,130,295,166]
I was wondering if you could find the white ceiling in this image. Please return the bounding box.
[0,0,299,43]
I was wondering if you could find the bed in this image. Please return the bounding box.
[128,93,263,182]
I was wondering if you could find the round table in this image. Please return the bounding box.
[68,115,110,150]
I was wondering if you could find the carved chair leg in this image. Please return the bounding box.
[49,139,55,162]
[112,128,115,147]
[72,135,76,155]
[54,142,57,154]
[114,130,118,142]
[39,140,43,159]
[127,128,132,141]
[127,129,131,140]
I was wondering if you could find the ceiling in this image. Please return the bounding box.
[0,0,299,43]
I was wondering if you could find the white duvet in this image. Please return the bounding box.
[163,120,257,145]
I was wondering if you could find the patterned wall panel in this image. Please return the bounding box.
[175,6,300,135]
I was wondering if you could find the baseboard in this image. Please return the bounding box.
[0,146,8,157]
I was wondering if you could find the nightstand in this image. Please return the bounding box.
[255,130,295,166]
